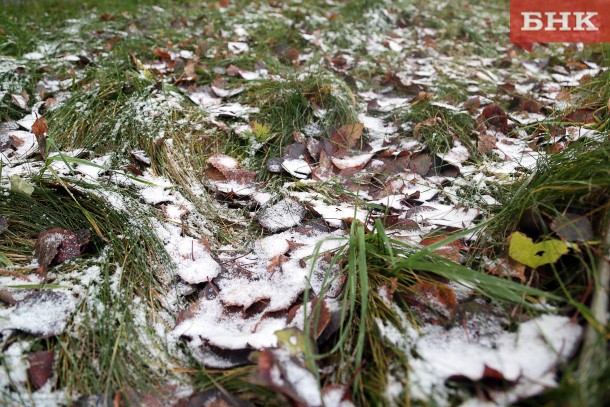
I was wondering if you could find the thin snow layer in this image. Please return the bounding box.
[379,313,582,405]
[289,191,368,228]
[151,218,221,285]
[173,229,345,364]
[0,291,75,337]
[258,198,307,232]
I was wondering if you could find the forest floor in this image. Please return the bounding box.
[1,0,609,406]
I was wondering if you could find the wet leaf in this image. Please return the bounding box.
[34,228,89,273]
[27,350,55,390]
[10,174,35,196]
[550,213,593,243]
[508,231,568,269]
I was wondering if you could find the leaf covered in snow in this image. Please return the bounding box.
[0,291,75,337]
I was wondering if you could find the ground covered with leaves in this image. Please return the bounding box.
[1,0,609,406]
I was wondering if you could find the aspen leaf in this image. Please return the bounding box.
[9,175,35,196]
[508,231,568,268]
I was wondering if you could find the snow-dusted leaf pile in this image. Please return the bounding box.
[0,0,607,405]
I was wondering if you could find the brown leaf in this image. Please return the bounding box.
[330,123,364,150]
[478,104,508,134]
[153,47,171,60]
[311,298,331,339]
[31,118,48,138]
[421,235,464,262]
[463,96,480,111]
[477,132,497,154]
[266,254,288,273]
[413,117,441,139]
[408,153,431,176]
[34,228,88,274]
[402,281,457,324]
[550,213,593,243]
[0,289,16,305]
[27,350,55,390]
[205,154,257,184]
[487,258,526,282]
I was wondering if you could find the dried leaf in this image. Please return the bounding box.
[408,153,431,176]
[0,289,16,305]
[413,117,441,140]
[477,132,497,154]
[508,231,568,269]
[28,350,55,390]
[478,104,508,134]
[31,117,48,137]
[403,281,457,324]
[330,123,364,150]
[421,235,464,262]
[550,213,593,243]
[205,154,256,184]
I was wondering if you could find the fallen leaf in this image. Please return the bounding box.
[508,231,568,268]
[0,289,16,305]
[408,153,431,176]
[421,235,464,262]
[205,154,256,184]
[487,258,526,282]
[10,174,35,196]
[251,121,271,141]
[402,281,457,324]
[258,199,307,232]
[478,104,508,134]
[31,117,48,137]
[550,213,593,243]
[413,117,441,140]
[330,123,364,150]
[250,329,322,406]
[34,228,89,273]
[477,132,497,154]
[0,291,74,337]
[28,350,55,390]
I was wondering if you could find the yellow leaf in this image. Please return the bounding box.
[250,121,271,141]
[508,231,568,269]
